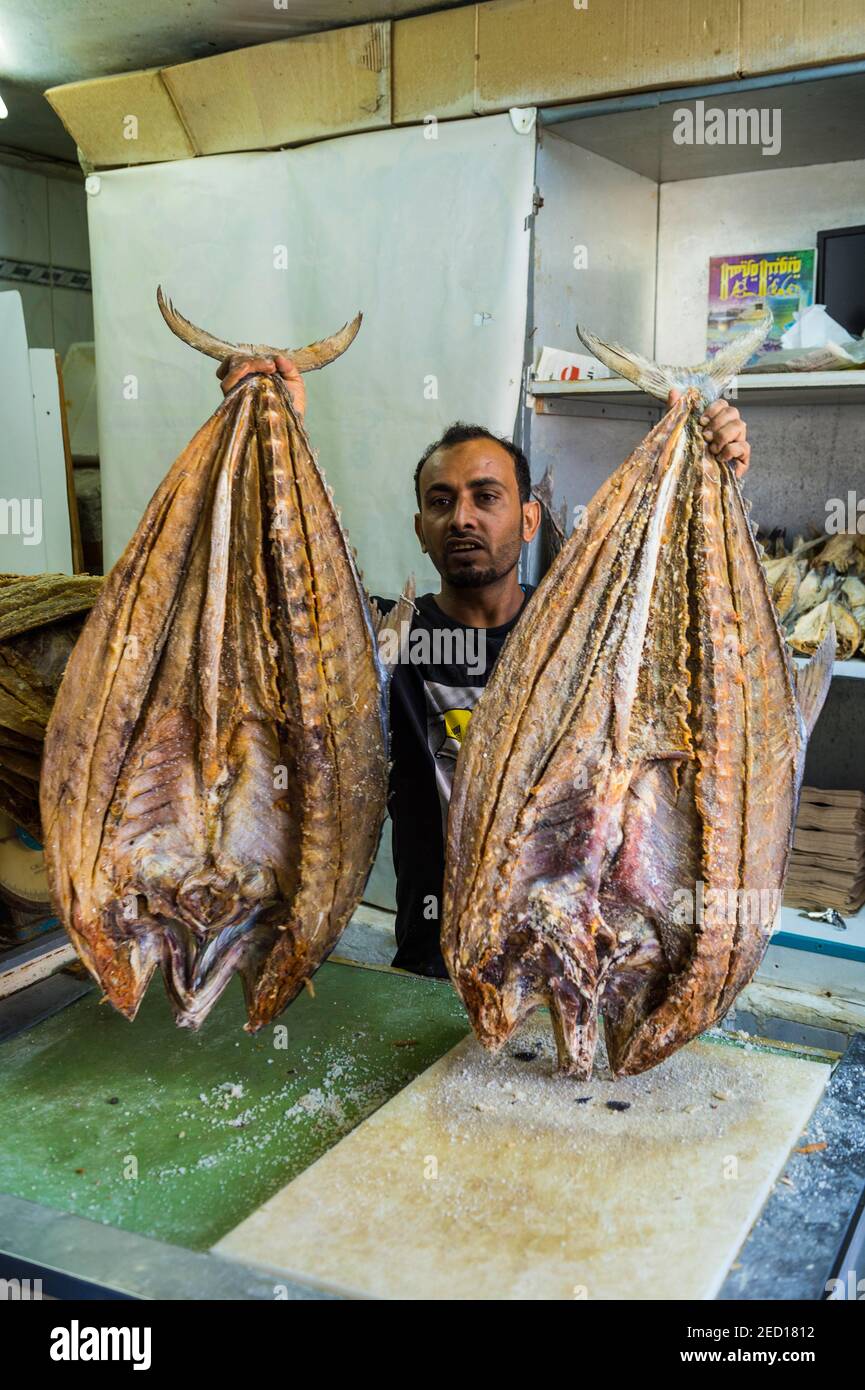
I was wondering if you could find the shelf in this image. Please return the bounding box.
[531,370,865,408]
[773,902,865,962]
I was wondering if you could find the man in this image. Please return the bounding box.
[219,355,751,977]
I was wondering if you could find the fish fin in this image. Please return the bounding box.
[532,467,567,559]
[576,324,677,401]
[704,310,774,391]
[157,286,238,362]
[368,595,384,634]
[795,622,835,736]
[532,464,554,509]
[157,286,362,371]
[375,576,416,678]
[577,310,773,404]
[285,313,362,373]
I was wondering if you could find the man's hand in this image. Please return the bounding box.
[217,353,306,420]
[667,390,750,479]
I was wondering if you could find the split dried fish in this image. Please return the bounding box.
[813,533,861,574]
[0,573,102,837]
[788,598,860,659]
[41,290,387,1031]
[762,552,807,620]
[443,314,834,1078]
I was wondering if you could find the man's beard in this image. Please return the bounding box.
[442,540,521,589]
[444,561,502,588]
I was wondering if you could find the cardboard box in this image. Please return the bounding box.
[162,24,391,154]
[741,0,865,74]
[476,0,741,111]
[45,70,194,167]
[393,7,478,123]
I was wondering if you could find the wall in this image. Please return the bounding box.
[656,159,865,364]
[87,115,535,593]
[526,142,865,789]
[655,159,865,536]
[0,162,93,357]
[528,131,658,556]
[533,132,658,361]
[530,148,865,531]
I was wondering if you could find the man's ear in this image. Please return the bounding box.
[522,498,541,544]
[414,512,427,554]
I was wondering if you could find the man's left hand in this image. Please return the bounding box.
[667,391,750,479]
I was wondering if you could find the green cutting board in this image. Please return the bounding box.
[0,960,468,1250]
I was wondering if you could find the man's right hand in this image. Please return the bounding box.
[217,353,306,420]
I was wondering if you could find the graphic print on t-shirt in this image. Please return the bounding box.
[423,680,484,827]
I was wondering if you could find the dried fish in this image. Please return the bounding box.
[532,465,570,576]
[443,313,834,1078]
[762,552,807,620]
[41,290,387,1031]
[788,598,860,659]
[0,573,102,836]
[813,533,860,573]
[803,907,847,930]
[760,532,865,657]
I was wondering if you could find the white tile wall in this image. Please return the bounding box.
[47,178,91,271]
[0,163,51,263]
[0,161,91,354]
[51,285,94,359]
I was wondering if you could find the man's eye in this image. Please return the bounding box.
[478,492,499,503]
[429,497,451,508]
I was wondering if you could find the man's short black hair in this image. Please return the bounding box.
[414,422,531,508]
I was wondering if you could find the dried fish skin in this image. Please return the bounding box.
[442,316,833,1078]
[41,299,386,1031]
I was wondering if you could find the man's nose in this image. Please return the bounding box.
[450,497,478,531]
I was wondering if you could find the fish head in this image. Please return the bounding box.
[68,871,279,1028]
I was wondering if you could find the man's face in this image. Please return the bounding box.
[415,438,540,588]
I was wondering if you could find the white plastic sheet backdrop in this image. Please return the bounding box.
[88,114,536,594]
[86,113,536,911]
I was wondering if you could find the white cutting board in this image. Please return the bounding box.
[215,1019,830,1300]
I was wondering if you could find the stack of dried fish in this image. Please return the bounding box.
[443,314,834,1079]
[785,786,865,914]
[0,573,102,837]
[760,530,865,660]
[41,290,389,1033]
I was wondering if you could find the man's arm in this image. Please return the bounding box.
[218,353,306,419]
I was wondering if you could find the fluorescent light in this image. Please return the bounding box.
[0,93,7,119]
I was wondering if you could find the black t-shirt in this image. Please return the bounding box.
[372,587,535,977]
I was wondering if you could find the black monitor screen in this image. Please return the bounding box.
[817,225,865,337]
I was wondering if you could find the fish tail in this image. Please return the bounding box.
[577,310,773,406]
[576,324,679,400]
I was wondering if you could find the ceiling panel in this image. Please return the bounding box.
[0,0,469,162]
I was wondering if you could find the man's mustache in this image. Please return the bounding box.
[445,535,486,554]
